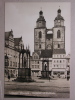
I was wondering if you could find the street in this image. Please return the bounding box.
[4,77,70,98]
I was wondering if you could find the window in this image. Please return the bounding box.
[57,30,61,38]
[32,65,34,68]
[39,31,42,38]
[58,44,60,48]
[34,56,38,59]
[10,61,12,66]
[13,62,15,67]
[16,62,17,67]
[39,44,41,48]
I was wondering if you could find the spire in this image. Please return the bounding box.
[23,44,24,49]
[28,44,29,50]
[26,45,27,50]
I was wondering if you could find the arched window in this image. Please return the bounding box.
[58,44,60,48]
[57,30,61,38]
[39,31,42,38]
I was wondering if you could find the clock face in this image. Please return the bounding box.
[58,20,60,22]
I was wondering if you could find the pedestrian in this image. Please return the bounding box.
[49,74,51,82]
[8,75,10,81]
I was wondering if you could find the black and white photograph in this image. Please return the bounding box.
[4,2,70,98]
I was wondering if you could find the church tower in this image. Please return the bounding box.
[53,8,65,53]
[34,10,47,53]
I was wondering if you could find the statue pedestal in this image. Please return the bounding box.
[41,71,51,78]
[16,68,31,82]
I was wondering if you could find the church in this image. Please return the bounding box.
[30,8,67,78]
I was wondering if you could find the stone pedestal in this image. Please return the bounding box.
[41,71,51,78]
[17,68,31,82]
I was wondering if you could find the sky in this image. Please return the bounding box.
[5,2,71,55]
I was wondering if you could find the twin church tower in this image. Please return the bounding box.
[31,8,66,77]
[34,9,65,54]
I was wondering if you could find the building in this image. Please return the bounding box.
[66,54,70,77]
[5,29,24,77]
[31,9,68,78]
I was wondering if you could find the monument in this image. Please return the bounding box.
[16,45,31,82]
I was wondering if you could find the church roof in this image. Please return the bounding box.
[55,15,64,20]
[5,30,13,40]
[53,49,66,54]
[54,9,64,21]
[40,50,52,58]
[14,37,22,46]
[37,16,46,22]
[37,10,46,22]
[46,34,53,39]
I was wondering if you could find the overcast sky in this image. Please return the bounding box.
[5,2,71,55]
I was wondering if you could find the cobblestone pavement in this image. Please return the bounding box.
[4,77,70,98]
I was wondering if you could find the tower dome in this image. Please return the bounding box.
[58,9,61,13]
[36,10,46,28]
[39,10,43,15]
[37,10,46,22]
[54,8,64,21]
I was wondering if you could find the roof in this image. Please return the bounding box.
[5,30,13,40]
[40,50,52,58]
[37,16,46,22]
[55,15,64,20]
[32,51,40,56]
[53,49,66,54]
[46,34,53,40]
[14,37,22,46]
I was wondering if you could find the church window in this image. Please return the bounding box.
[57,30,61,38]
[58,44,60,48]
[39,31,42,38]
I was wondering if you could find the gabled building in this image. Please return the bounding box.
[5,29,24,77]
